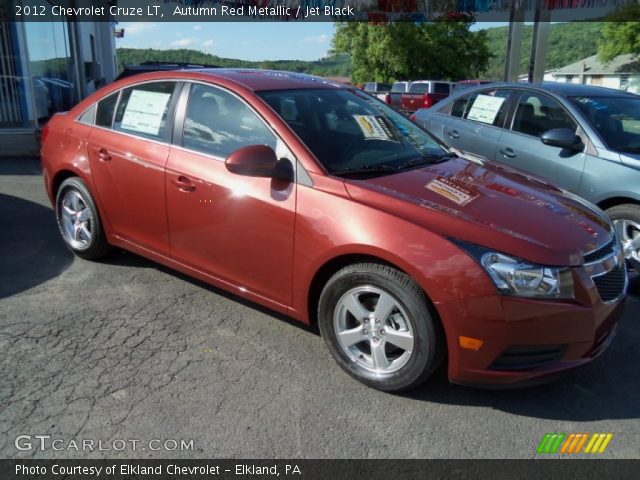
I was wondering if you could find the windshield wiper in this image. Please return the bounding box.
[331,164,399,176]
[397,152,456,170]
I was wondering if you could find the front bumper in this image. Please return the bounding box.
[436,268,627,387]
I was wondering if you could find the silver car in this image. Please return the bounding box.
[414,82,640,270]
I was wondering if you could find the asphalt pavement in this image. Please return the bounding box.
[1,157,638,459]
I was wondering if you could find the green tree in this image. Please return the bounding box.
[331,21,491,83]
[598,6,640,63]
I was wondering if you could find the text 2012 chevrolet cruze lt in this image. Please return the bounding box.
[41,70,627,391]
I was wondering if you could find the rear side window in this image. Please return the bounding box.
[95,93,118,128]
[182,83,276,158]
[113,81,178,142]
[456,89,513,127]
[450,96,469,118]
[433,83,450,94]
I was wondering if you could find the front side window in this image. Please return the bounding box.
[433,83,450,94]
[182,83,276,158]
[512,92,576,138]
[258,88,448,175]
[113,81,177,141]
[570,96,640,153]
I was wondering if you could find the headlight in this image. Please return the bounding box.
[480,252,574,299]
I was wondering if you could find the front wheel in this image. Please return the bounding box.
[318,263,445,392]
[55,177,110,260]
[606,204,640,272]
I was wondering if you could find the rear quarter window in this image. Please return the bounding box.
[95,93,118,128]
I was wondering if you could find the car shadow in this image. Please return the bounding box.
[102,249,638,422]
[101,249,320,336]
[0,193,74,299]
[403,292,640,421]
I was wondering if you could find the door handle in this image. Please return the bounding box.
[175,175,196,192]
[447,130,459,139]
[499,148,516,158]
[97,148,111,161]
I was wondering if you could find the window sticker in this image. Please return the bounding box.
[353,115,396,140]
[120,90,171,136]
[466,94,505,124]
[425,176,478,206]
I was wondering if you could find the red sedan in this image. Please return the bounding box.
[41,69,627,391]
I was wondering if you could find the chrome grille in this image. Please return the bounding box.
[583,239,614,264]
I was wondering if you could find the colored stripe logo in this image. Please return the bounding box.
[537,433,613,454]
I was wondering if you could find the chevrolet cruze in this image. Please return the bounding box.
[41,70,627,391]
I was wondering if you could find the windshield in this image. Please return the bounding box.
[258,88,448,175]
[391,83,407,93]
[570,96,640,153]
[409,83,430,94]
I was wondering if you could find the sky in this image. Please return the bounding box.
[116,22,337,61]
[116,22,510,62]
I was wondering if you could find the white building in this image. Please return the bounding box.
[0,1,117,156]
[551,53,640,94]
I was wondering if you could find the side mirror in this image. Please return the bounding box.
[540,128,583,151]
[225,145,278,177]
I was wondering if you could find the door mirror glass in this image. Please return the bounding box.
[540,128,583,151]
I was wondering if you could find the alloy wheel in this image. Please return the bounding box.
[60,190,94,250]
[613,218,640,271]
[333,286,415,375]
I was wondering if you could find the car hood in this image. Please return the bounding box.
[343,156,612,266]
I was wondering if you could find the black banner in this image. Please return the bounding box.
[1,459,640,480]
[4,0,640,23]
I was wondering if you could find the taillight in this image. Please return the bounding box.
[384,93,391,104]
[409,113,416,122]
[40,123,50,147]
[423,94,433,108]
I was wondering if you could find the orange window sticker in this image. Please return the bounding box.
[426,177,478,206]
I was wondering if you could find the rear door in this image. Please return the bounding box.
[440,88,515,159]
[165,82,296,306]
[87,81,181,254]
[495,90,586,193]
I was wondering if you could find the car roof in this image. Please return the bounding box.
[172,68,348,91]
[461,81,636,98]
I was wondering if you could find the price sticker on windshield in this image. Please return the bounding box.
[353,115,396,141]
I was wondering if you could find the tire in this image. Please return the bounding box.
[318,263,445,392]
[55,177,111,260]
[605,204,640,272]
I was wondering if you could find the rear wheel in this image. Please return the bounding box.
[55,177,110,260]
[318,263,445,392]
[606,204,640,272]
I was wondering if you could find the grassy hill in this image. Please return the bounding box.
[116,22,604,81]
[482,22,604,80]
[116,48,352,77]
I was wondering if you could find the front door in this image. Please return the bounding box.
[496,90,586,193]
[165,83,296,306]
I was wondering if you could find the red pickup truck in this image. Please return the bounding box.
[400,80,452,112]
